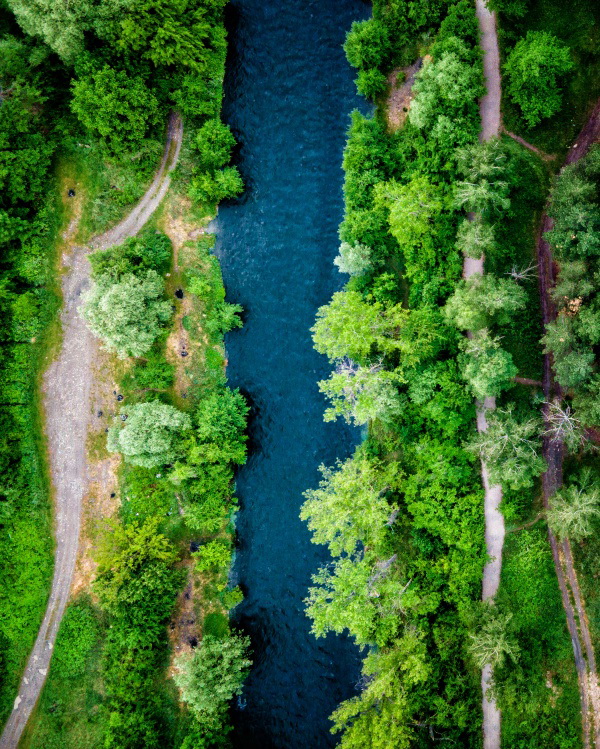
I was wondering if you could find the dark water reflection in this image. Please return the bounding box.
[214,1,369,745]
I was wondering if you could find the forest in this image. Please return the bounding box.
[1,0,600,747]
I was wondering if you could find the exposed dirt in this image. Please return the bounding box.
[385,58,423,131]
[0,114,183,749]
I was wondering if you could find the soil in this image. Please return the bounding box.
[385,58,423,131]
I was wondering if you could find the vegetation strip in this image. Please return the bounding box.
[536,101,600,749]
[0,115,183,749]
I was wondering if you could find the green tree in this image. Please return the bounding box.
[194,119,236,171]
[409,42,483,145]
[443,273,526,331]
[189,167,244,205]
[174,633,251,728]
[318,360,404,425]
[71,65,161,154]
[94,518,180,616]
[468,610,519,669]
[108,402,191,468]
[467,407,545,491]
[356,68,388,100]
[547,469,600,541]
[301,452,398,557]
[334,241,372,276]
[504,31,574,127]
[344,19,391,70]
[459,331,517,400]
[82,271,171,358]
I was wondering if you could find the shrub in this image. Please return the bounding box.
[82,270,172,358]
[108,402,191,468]
[174,633,251,728]
[504,31,574,127]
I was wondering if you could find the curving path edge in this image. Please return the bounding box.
[0,112,183,749]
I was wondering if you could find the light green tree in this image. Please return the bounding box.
[459,331,517,400]
[108,402,191,468]
[82,271,171,358]
[443,273,526,331]
[455,139,511,216]
[174,633,251,728]
[468,610,519,669]
[312,291,385,363]
[301,452,398,557]
[318,359,404,426]
[334,241,372,276]
[547,469,600,541]
[455,217,496,259]
[467,407,545,491]
[504,31,574,127]
[331,631,429,749]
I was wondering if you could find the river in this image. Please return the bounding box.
[213,0,369,746]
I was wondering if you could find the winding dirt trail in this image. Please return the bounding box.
[536,100,600,749]
[0,113,183,749]
[470,3,504,748]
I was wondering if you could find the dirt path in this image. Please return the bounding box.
[0,113,183,749]
[471,3,503,748]
[535,99,600,749]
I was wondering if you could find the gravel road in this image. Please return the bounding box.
[471,3,504,748]
[0,112,183,749]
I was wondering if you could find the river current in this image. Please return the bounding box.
[214,0,369,745]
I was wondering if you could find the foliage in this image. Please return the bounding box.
[108,402,191,468]
[504,31,574,127]
[174,633,251,729]
[82,270,172,358]
[466,406,545,491]
[459,330,518,400]
[444,273,526,331]
[71,65,161,155]
[547,469,600,541]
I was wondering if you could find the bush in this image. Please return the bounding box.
[504,31,574,127]
[344,19,391,71]
[108,402,191,468]
[174,633,251,729]
[82,270,172,358]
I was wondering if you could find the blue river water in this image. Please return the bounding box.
[214,0,369,746]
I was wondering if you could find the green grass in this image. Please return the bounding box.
[496,526,582,749]
[498,0,600,157]
[20,598,107,749]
